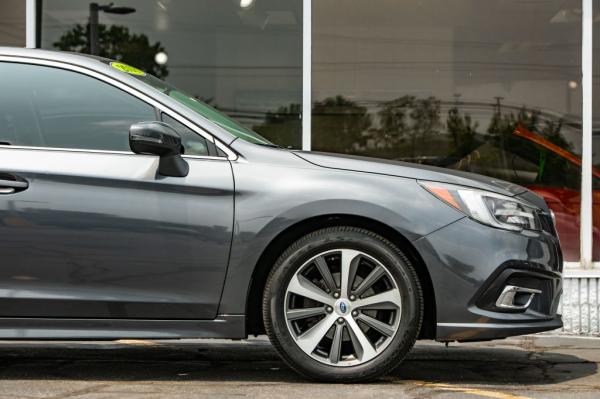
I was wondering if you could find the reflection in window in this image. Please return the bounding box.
[0,62,155,151]
[40,0,302,148]
[0,0,25,46]
[313,0,583,261]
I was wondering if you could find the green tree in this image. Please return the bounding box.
[446,106,479,158]
[54,24,168,79]
[375,95,442,158]
[253,104,302,149]
[376,95,412,155]
[312,96,372,153]
[409,96,442,156]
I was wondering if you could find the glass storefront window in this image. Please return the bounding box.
[34,0,598,264]
[0,0,25,46]
[40,0,302,148]
[313,0,583,261]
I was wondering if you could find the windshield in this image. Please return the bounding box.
[108,62,273,145]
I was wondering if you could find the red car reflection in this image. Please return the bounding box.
[514,126,600,261]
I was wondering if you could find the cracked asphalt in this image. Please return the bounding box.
[0,335,598,398]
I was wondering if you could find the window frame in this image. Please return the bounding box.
[0,56,237,161]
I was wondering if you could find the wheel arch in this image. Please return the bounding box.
[245,214,437,339]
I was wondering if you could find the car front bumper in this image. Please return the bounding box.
[413,216,563,342]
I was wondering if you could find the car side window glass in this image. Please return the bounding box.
[0,62,156,151]
[161,113,211,156]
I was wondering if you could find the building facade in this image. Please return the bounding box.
[1,0,599,334]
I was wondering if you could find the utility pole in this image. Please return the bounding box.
[88,3,136,56]
[89,3,99,55]
[494,96,504,114]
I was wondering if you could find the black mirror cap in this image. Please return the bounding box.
[129,121,189,177]
[129,121,182,156]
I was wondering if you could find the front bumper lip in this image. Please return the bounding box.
[437,315,563,342]
[412,215,562,342]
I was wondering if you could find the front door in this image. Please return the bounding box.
[0,61,233,319]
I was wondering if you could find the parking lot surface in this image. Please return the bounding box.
[0,335,598,398]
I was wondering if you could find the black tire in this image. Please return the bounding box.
[263,226,423,382]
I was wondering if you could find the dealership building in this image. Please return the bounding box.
[0,0,599,334]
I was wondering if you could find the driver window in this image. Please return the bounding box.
[0,62,156,151]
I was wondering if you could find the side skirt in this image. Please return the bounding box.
[0,314,246,340]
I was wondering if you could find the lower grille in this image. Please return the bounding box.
[505,276,556,315]
[476,268,562,316]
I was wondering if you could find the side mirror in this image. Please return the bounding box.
[129,121,189,177]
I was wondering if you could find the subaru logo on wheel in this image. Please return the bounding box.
[339,302,347,314]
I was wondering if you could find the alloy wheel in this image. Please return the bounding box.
[284,248,403,366]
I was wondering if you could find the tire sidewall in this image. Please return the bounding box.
[265,228,422,381]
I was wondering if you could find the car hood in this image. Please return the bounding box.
[293,151,528,198]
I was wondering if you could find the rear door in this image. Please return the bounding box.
[0,60,234,319]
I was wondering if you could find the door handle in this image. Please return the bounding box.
[0,174,28,194]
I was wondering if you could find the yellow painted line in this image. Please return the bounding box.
[401,381,534,399]
[115,339,158,346]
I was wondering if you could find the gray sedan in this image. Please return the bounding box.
[0,48,562,382]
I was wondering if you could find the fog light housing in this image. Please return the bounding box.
[495,285,542,310]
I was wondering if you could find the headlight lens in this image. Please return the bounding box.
[420,181,541,231]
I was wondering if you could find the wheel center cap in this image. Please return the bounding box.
[334,299,351,316]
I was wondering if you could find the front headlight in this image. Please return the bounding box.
[419,181,541,232]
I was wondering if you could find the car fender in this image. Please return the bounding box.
[217,151,464,315]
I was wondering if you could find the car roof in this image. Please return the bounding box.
[0,46,112,70]
[0,47,238,146]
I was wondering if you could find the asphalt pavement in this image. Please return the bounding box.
[0,334,598,398]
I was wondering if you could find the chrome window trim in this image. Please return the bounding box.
[0,144,228,161]
[0,55,238,161]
